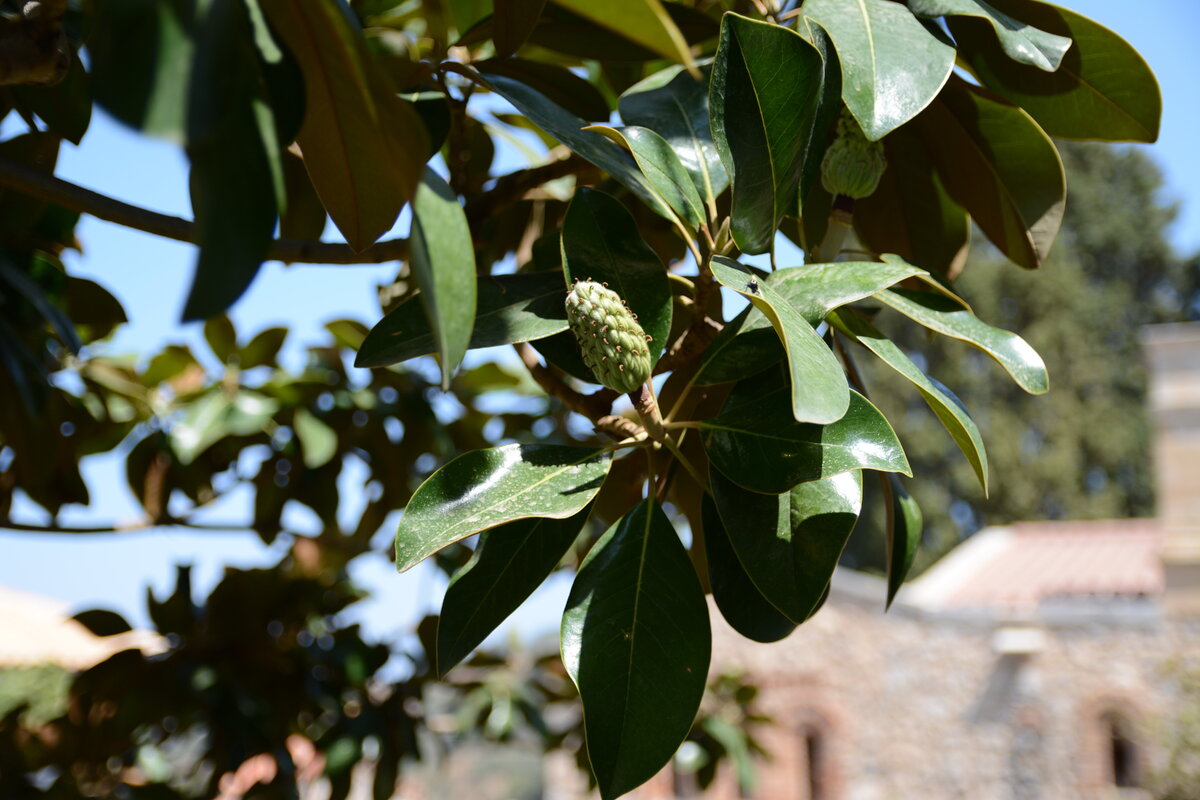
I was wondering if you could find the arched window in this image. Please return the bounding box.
[1103,712,1140,789]
[800,724,828,800]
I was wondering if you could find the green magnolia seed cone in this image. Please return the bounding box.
[565,280,653,394]
[821,109,887,200]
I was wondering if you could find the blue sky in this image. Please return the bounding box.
[2,0,1197,647]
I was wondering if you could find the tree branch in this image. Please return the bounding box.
[0,517,269,535]
[514,342,616,421]
[465,153,597,231]
[0,154,411,264]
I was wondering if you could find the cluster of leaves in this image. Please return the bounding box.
[0,0,1163,798]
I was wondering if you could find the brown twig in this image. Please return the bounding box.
[595,414,645,442]
[465,153,596,231]
[514,342,616,421]
[0,517,269,535]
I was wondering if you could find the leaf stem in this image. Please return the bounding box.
[815,204,854,263]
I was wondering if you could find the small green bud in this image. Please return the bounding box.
[565,280,653,394]
[821,109,887,200]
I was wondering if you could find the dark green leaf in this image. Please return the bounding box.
[13,49,92,144]
[701,491,798,643]
[65,278,127,342]
[279,148,327,241]
[437,505,590,676]
[909,0,1070,71]
[71,608,133,637]
[492,0,547,57]
[355,272,567,368]
[552,0,697,69]
[561,188,672,362]
[410,91,452,158]
[711,466,861,623]
[710,13,829,254]
[619,65,728,209]
[802,0,955,140]
[709,256,847,424]
[832,309,988,492]
[701,369,910,494]
[0,258,81,355]
[260,0,427,250]
[203,316,238,363]
[562,499,709,800]
[853,126,970,278]
[697,258,927,386]
[914,77,1064,269]
[876,287,1048,394]
[479,70,675,221]
[951,0,1160,142]
[885,474,922,608]
[476,58,609,122]
[395,444,612,573]
[238,326,287,369]
[409,168,478,389]
[588,125,707,231]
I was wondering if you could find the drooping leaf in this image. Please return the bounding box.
[561,188,672,361]
[914,77,1064,269]
[831,309,988,492]
[293,408,338,470]
[701,368,910,494]
[437,505,590,676]
[709,256,847,424]
[909,0,1070,71]
[475,58,609,121]
[802,0,955,140]
[479,70,675,221]
[853,126,970,278]
[951,0,1160,142]
[562,499,710,800]
[885,474,922,608]
[356,272,567,368]
[710,13,829,254]
[551,0,697,70]
[408,168,478,389]
[696,258,926,386]
[619,65,727,210]
[876,287,1048,394]
[492,0,548,57]
[260,0,427,250]
[711,466,861,623]
[701,492,798,643]
[395,444,611,573]
[587,125,707,231]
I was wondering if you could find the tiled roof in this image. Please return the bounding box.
[905,519,1163,613]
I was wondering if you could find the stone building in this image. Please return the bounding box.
[546,324,1200,800]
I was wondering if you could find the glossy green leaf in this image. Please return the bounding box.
[710,467,860,625]
[710,13,829,254]
[476,59,609,122]
[395,444,611,573]
[293,408,338,470]
[238,327,287,369]
[562,499,709,800]
[182,0,277,321]
[492,0,548,57]
[952,0,1160,142]
[702,492,798,643]
[802,0,955,140]
[587,125,706,230]
[260,0,427,250]
[877,287,1048,394]
[697,258,926,386]
[552,0,696,70]
[479,70,674,221]
[832,309,988,492]
[701,369,910,494]
[710,256,847,424]
[619,65,728,210]
[910,0,1070,71]
[917,78,1064,269]
[409,168,478,389]
[561,188,672,362]
[356,272,567,368]
[87,0,193,139]
[437,506,589,676]
[853,127,970,278]
[885,474,922,608]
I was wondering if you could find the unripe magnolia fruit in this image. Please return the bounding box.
[565,280,652,394]
[820,109,887,200]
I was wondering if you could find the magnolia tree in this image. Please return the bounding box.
[0,0,1160,798]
